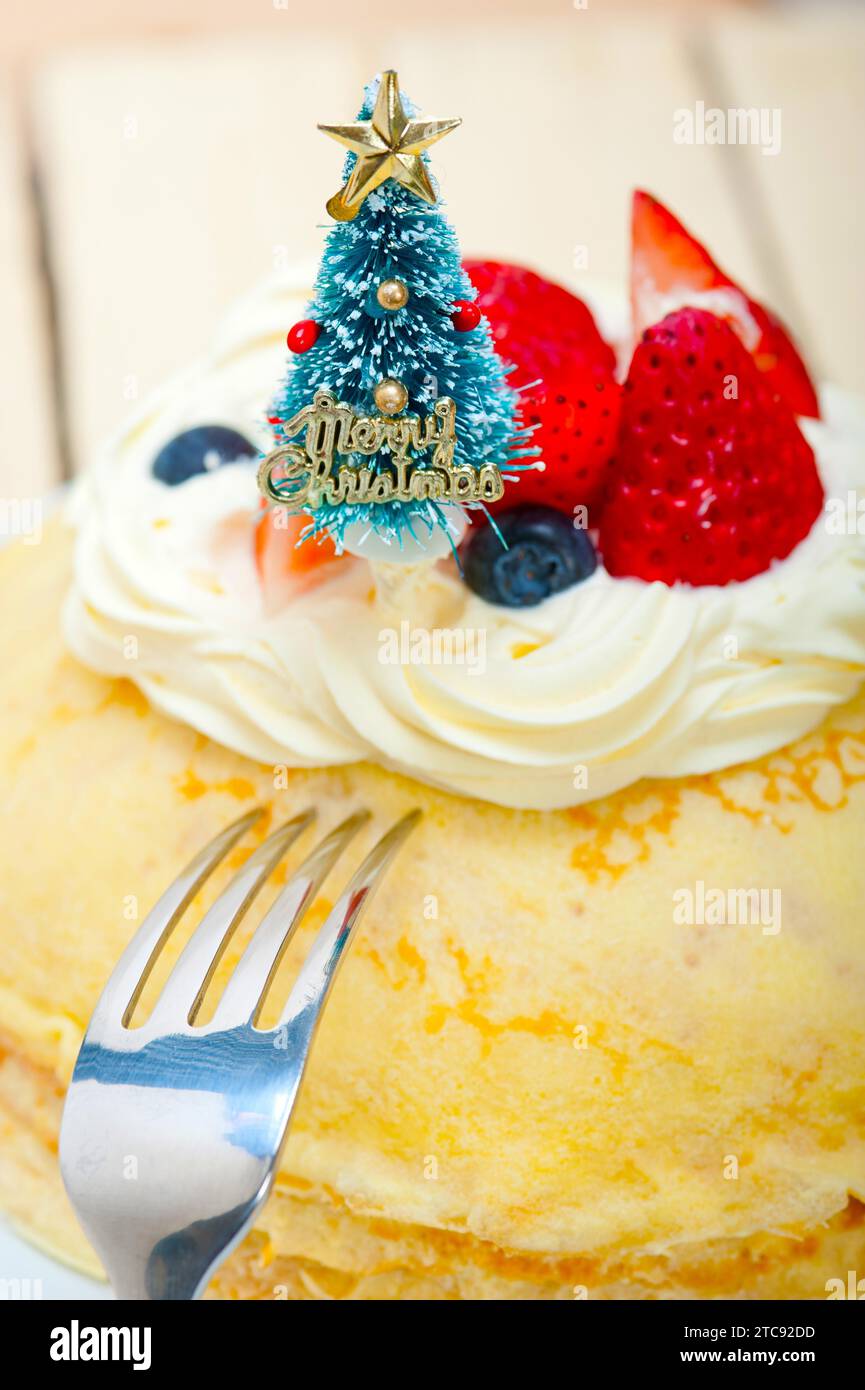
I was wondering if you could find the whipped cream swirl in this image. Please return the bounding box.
[65,273,865,810]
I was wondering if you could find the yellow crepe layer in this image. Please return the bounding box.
[1,522,864,1299]
[2,1040,864,1300]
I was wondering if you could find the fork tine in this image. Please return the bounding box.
[272,809,421,1056]
[84,807,265,1033]
[212,809,372,1029]
[149,809,316,1028]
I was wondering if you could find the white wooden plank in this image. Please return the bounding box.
[0,81,58,500]
[387,14,768,307]
[34,14,836,477]
[32,34,367,472]
[707,9,865,393]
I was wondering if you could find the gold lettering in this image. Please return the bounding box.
[321,466,359,504]
[478,465,505,502]
[410,469,448,501]
[430,397,457,469]
[353,467,375,503]
[258,391,504,511]
[368,471,395,502]
[447,465,478,500]
[257,445,312,506]
[350,416,386,454]
[386,415,423,458]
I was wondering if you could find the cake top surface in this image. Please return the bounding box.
[60,77,865,809]
[64,270,865,810]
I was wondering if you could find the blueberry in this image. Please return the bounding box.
[152,425,257,485]
[463,506,597,607]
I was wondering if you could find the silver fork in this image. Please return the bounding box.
[59,804,420,1300]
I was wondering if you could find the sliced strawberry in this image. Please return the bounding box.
[598,308,823,586]
[254,500,343,610]
[631,191,820,419]
[463,259,620,516]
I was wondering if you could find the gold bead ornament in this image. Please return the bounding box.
[373,377,409,415]
[376,278,410,311]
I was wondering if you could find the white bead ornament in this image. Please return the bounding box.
[339,504,468,563]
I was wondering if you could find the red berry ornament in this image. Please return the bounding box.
[451,299,481,332]
[287,319,322,353]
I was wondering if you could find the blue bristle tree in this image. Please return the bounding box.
[268,72,533,555]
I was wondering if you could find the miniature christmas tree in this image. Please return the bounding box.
[260,71,533,558]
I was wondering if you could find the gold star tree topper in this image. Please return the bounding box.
[318,71,461,222]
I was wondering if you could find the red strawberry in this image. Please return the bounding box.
[632,192,820,419]
[505,366,621,514]
[598,308,823,586]
[463,259,620,514]
[254,500,345,611]
[464,259,616,379]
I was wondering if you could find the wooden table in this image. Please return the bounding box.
[2,6,863,493]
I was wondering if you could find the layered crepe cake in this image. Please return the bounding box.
[1,207,865,1300]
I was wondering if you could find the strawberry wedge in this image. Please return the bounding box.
[631,191,820,419]
[254,502,344,612]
